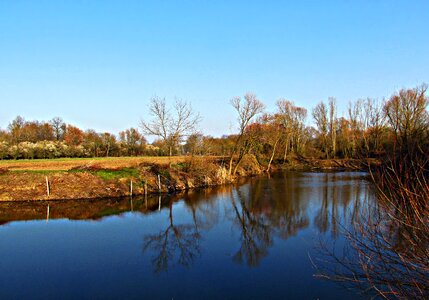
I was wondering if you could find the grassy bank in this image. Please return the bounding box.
[0,155,259,201]
[0,155,373,201]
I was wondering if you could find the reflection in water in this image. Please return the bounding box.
[0,171,380,299]
[139,172,373,273]
[143,200,201,273]
[0,172,372,271]
[229,187,272,267]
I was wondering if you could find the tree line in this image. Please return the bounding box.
[0,84,427,167]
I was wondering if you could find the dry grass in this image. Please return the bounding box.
[0,156,224,171]
[0,156,223,171]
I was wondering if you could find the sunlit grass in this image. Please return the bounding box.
[93,168,140,181]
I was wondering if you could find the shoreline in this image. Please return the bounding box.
[0,156,375,202]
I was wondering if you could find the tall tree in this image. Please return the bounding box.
[50,117,66,141]
[312,102,329,158]
[101,132,117,157]
[84,130,103,157]
[141,96,201,156]
[328,97,337,158]
[8,116,25,144]
[384,84,428,156]
[119,128,145,156]
[64,125,84,146]
[228,93,265,176]
[260,114,282,172]
[277,100,294,161]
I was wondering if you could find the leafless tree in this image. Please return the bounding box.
[8,115,25,144]
[348,98,386,157]
[348,99,363,157]
[313,101,329,158]
[141,96,201,156]
[384,84,428,156]
[50,117,66,141]
[259,114,282,172]
[228,93,265,176]
[277,100,294,161]
[277,99,308,160]
[101,132,116,157]
[328,97,337,158]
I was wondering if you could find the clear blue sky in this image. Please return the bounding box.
[1,0,428,137]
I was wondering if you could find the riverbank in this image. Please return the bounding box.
[0,155,375,201]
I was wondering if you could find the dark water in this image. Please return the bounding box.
[0,172,374,299]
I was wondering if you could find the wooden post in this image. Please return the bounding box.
[158,195,161,211]
[158,174,161,193]
[45,176,50,197]
[130,180,133,196]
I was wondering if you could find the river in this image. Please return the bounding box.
[0,171,375,299]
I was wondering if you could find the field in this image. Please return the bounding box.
[0,156,221,171]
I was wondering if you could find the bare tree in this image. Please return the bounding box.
[291,105,308,155]
[277,100,308,160]
[141,96,201,156]
[228,93,265,176]
[313,102,329,158]
[8,116,25,144]
[50,117,66,141]
[348,98,386,157]
[328,97,337,158]
[277,100,294,161]
[384,84,428,156]
[260,114,282,172]
[348,99,363,157]
[101,132,116,157]
[119,128,145,156]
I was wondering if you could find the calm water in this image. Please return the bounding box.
[0,172,374,299]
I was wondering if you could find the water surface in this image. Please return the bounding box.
[0,172,373,299]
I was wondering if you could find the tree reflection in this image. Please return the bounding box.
[229,186,273,267]
[182,188,220,232]
[243,173,310,240]
[143,198,201,273]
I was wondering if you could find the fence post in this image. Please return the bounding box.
[45,176,50,197]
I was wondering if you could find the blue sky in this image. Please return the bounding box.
[0,0,428,137]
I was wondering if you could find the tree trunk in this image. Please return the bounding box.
[267,138,279,172]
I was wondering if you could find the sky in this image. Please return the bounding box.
[0,0,428,137]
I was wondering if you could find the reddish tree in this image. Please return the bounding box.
[64,125,84,146]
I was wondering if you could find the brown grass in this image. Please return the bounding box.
[0,156,223,171]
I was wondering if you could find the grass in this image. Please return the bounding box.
[93,168,140,181]
[0,156,220,171]
[9,169,66,175]
[8,166,141,180]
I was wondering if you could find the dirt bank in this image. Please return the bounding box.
[0,155,263,201]
[0,155,375,201]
